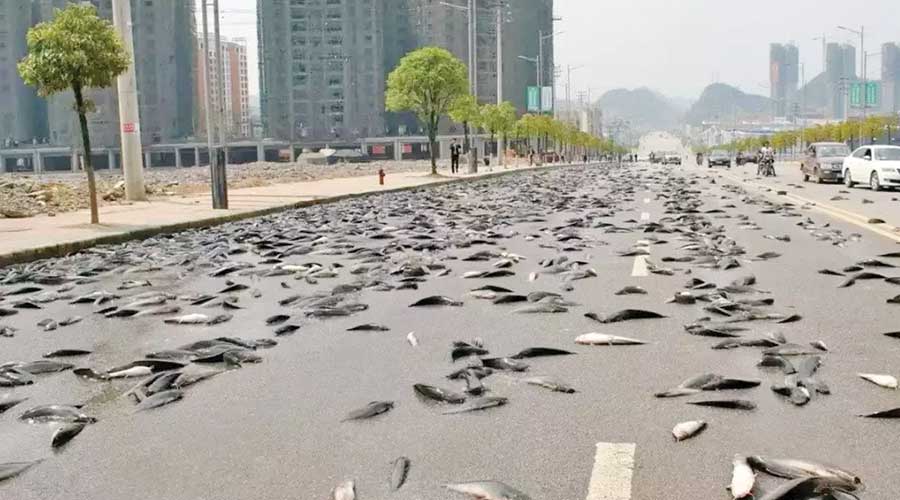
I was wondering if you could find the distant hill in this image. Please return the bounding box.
[684,83,772,125]
[597,88,681,131]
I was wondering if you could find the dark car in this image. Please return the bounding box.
[707,150,731,168]
[736,152,756,166]
[801,142,851,183]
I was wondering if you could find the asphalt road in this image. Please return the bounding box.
[1,155,899,500]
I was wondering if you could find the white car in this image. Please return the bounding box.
[843,145,900,191]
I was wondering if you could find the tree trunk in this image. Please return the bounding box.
[428,113,438,175]
[463,122,470,153]
[73,83,99,224]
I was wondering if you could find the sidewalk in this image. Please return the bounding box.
[0,161,581,266]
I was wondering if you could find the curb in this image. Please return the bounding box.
[0,162,599,267]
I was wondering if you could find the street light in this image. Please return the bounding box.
[518,55,539,88]
[440,1,477,99]
[565,65,583,124]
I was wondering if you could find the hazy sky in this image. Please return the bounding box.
[555,0,898,100]
[201,0,897,102]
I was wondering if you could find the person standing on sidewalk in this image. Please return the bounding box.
[450,139,461,174]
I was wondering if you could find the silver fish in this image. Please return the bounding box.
[445,480,532,500]
[672,420,707,441]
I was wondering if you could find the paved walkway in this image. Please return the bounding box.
[0,161,582,266]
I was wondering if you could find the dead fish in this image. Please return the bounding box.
[615,286,647,295]
[409,295,463,307]
[672,420,707,441]
[818,269,844,276]
[687,399,756,411]
[342,401,394,421]
[731,454,755,500]
[512,302,567,314]
[763,343,819,356]
[58,316,82,327]
[389,456,411,490]
[523,376,576,393]
[510,347,574,359]
[133,305,182,317]
[775,314,802,324]
[859,407,900,418]
[857,373,898,390]
[43,349,92,359]
[809,341,828,352]
[20,405,96,423]
[347,324,390,332]
[755,251,781,260]
[469,290,498,300]
[585,309,666,323]
[406,332,419,347]
[0,460,42,483]
[135,389,184,411]
[481,357,529,372]
[445,481,532,500]
[413,384,466,404]
[37,318,58,331]
[758,355,796,374]
[452,345,489,361]
[265,314,290,325]
[0,397,27,414]
[442,396,508,415]
[17,360,73,374]
[274,324,301,336]
[107,366,153,379]
[746,456,862,492]
[471,285,514,293]
[332,480,356,500]
[163,314,211,325]
[667,292,696,305]
[574,332,646,345]
[51,422,86,448]
[887,295,900,304]
[217,283,249,294]
[492,294,528,304]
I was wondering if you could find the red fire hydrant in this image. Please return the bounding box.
[378,168,386,185]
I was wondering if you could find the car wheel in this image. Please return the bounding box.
[845,170,855,187]
[802,172,809,182]
[871,171,882,192]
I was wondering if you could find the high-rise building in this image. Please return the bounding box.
[197,36,251,139]
[38,0,195,147]
[261,0,554,140]
[0,0,43,144]
[825,42,856,119]
[769,43,799,118]
[882,42,900,114]
[258,0,386,142]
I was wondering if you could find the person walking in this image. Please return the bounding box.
[450,139,461,174]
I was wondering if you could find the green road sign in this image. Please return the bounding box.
[850,81,880,108]
[526,86,540,112]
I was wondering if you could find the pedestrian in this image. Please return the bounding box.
[450,138,461,174]
[529,149,535,166]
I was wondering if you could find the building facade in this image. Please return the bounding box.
[825,42,856,119]
[0,0,44,144]
[36,0,195,147]
[197,36,251,139]
[769,43,799,118]
[882,42,900,114]
[260,0,554,140]
[258,0,386,142]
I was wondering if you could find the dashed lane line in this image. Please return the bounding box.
[586,442,636,500]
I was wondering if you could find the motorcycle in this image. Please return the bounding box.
[757,153,775,177]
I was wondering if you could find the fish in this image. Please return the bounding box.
[809,341,828,352]
[17,360,73,374]
[615,286,647,295]
[857,373,898,389]
[859,407,900,418]
[472,285,514,293]
[687,399,756,410]
[410,295,463,307]
[481,357,529,372]
[818,269,844,276]
[442,396,508,415]
[342,401,394,421]
[59,316,83,326]
[274,324,301,336]
[585,309,666,323]
[730,454,755,500]
[20,405,96,423]
[347,324,390,332]
[163,313,212,325]
[265,314,290,325]
[755,477,832,500]
[413,384,466,404]
[133,305,182,317]
[762,343,819,356]
[135,389,184,411]
[0,460,41,483]
[512,302,567,314]
[492,294,528,304]
[672,420,707,441]
[445,481,532,500]
[510,347,575,359]
[746,456,862,492]
[452,345,489,361]
[574,332,646,345]
[0,397,27,414]
[389,457,411,490]
[406,331,419,346]
[775,314,802,324]
[51,422,86,448]
[332,480,355,500]
[107,366,153,379]
[523,376,576,393]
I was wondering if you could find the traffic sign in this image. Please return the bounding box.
[850,82,880,108]
[541,86,553,112]
[850,83,862,108]
[866,82,880,107]
[526,87,540,112]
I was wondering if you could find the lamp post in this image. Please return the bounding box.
[440,1,477,99]
[566,65,583,125]
[838,25,865,143]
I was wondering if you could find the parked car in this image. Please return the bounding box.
[736,152,756,166]
[663,153,682,165]
[843,145,900,191]
[801,142,850,183]
[707,150,731,168]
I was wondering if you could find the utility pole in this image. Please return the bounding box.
[537,30,543,89]
[112,0,145,201]
[212,0,228,208]
[495,1,504,167]
[202,0,226,209]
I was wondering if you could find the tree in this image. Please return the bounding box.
[480,101,517,161]
[449,94,481,154]
[18,4,130,224]
[386,47,468,175]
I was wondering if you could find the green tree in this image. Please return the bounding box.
[18,4,129,224]
[480,101,517,160]
[386,47,468,174]
[449,94,481,154]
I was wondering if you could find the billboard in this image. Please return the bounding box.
[527,87,540,112]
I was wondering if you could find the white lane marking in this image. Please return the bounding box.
[631,256,649,277]
[640,212,650,221]
[586,442,636,500]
